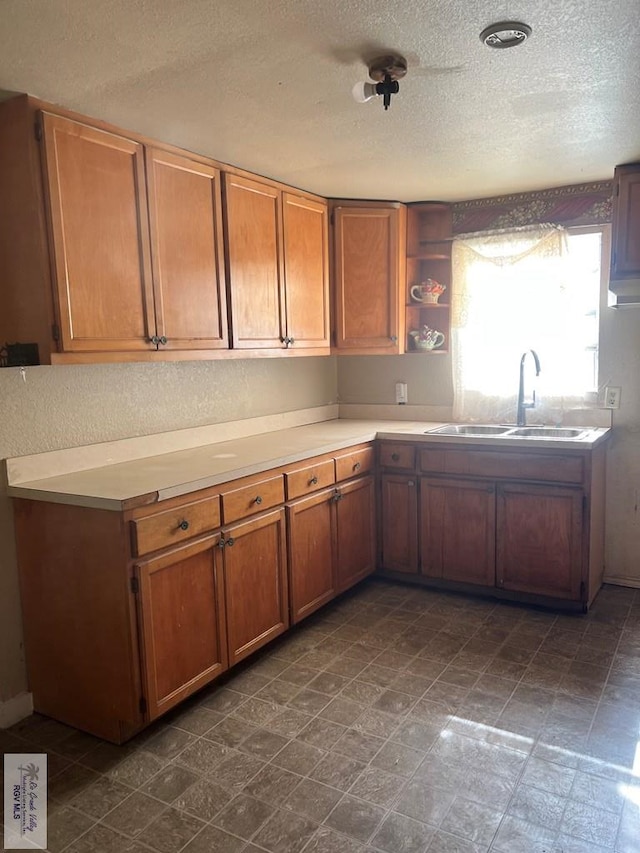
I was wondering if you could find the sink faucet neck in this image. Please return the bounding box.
[517,349,541,427]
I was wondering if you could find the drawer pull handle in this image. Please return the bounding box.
[391,453,400,462]
[309,476,318,485]
[254,495,263,505]
[353,461,361,471]
[177,520,190,531]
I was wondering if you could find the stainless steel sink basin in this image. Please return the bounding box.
[507,427,587,438]
[427,425,512,436]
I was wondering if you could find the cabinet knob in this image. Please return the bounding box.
[289,337,295,345]
[226,537,235,547]
[391,453,400,462]
[332,490,343,503]
[159,336,168,346]
[149,335,160,346]
[353,461,361,471]
[390,336,398,343]
[407,480,415,487]
[177,520,190,531]
[254,495,263,505]
[309,476,318,485]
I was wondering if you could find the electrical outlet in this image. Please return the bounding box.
[395,382,408,405]
[604,386,622,409]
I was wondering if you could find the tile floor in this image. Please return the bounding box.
[3,579,640,853]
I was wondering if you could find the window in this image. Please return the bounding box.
[451,224,607,423]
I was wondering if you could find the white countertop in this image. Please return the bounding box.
[6,419,611,511]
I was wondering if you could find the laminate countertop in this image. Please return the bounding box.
[6,419,611,512]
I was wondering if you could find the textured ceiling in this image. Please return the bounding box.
[1,0,639,201]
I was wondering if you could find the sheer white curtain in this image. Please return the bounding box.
[451,224,590,424]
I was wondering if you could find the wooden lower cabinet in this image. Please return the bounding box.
[379,473,418,573]
[287,475,376,624]
[287,488,336,623]
[420,477,496,586]
[135,534,228,720]
[223,508,289,664]
[497,482,583,600]
[335,476,376,593]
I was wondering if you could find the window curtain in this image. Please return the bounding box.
[451,224,588,424]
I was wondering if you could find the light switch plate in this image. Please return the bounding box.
[395,382,408,405]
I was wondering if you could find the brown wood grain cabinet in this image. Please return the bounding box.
[334,474,376,593]
[378,439,607,611]
[286,446,376,623]
[420,477,495,586]
[0,94,327,363]
[611,163,640,280]
[287,487,337,623]
[13,441,375,742]
[135,534,228,720]
[331,202,406,353]
[145,147,229,350]
[224,174,329,351]
[41,112,229,355]
[222,509,289,665]
[379,473,419,574]
[496,482,583,600]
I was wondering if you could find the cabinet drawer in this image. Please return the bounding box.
[285,459,335,500]
[420,449,584,484]
[221,475,284,523]
[335,446,374,482]
[131,496,221,557]
[379,443,416,471]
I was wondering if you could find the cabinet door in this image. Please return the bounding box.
[287,488,336,623]
[497,483,583,600]
[611,165,640,278]
[223,508,289,664]
[335,476,376,593]
[420,477,495,586]
[135,535,228,720]
[333,205,405,353]
[379,474,418,574]
[224,174,285,348]
[146,148,229,349]
[41,113,155,351]
[282,193,330,348]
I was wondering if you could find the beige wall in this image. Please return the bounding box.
[0,357,337,705]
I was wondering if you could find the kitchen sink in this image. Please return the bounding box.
[426,424,593,440]
[426,425,512,436]
[507,427,587,438]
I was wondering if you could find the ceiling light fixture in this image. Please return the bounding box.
[352,53,407,110]
[480,21,532,49]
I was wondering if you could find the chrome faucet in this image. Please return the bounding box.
[517,350,541,426]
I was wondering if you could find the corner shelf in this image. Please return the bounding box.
[405,203,453,354]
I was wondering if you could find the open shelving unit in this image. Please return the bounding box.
[405,202,453,354]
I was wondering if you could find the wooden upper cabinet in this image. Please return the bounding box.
[224,174,329,351]
[332,203,406,353]
[41,113,156,352]
[224,174,285,349]
[145,148,228,349]
[611,163,640,279]
[282,193,330,348]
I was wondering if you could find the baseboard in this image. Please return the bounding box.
[0,691,33,728]
[603,575,640,590]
